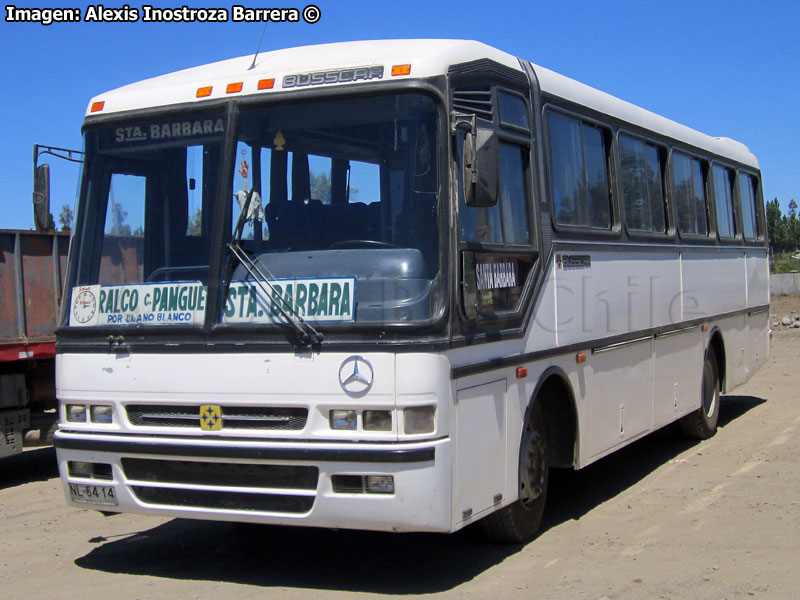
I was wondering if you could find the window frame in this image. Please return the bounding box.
[543,105,620,239]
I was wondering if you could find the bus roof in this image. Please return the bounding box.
[531,64,758,168]
[85,39,757,168]
[85,39,518,116]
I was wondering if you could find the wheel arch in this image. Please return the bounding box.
[529,366,578,469]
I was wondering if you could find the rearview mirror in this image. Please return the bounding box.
[462,127,498,207]
[33,163,55,231]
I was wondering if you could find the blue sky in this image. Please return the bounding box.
[2,0,798,230]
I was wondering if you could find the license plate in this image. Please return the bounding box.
[69,483,118,506]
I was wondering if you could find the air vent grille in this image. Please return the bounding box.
[453,87,493,121]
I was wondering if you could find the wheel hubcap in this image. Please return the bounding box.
[519,425,545,508]
[702,361,717,418]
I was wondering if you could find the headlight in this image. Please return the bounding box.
[66,404,87,422]
[404,406,436,434]
[90,405,113,424]
[363,410,392,431]
[330,409,357,430]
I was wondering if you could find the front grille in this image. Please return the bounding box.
[130,486,314,513]
[121,458,318,490]
[125,404,308,430]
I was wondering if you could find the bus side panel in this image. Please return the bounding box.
[552,249,682,346]
[745,251,770,386]
[584,339,652,460]
[682,251,745,317]
[454,379,507,524]
[529,261,559,348]
[653,329,704,428]
[746,310,769,382]
[746,251,769,308]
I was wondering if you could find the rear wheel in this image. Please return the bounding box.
[480,402,549,543]
[679,348,720,439]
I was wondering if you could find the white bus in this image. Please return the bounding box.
[55,39,769,543]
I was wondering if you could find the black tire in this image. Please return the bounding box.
[679,348,720,439]
[480,402,549,543]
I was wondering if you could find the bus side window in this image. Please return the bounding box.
[547,112,612,229]
[712,165,737,238]
[460,140,533,316]
[739,173,760,240]
[460,142,531,246]
[619,134,667,233]
[673,152,709,236]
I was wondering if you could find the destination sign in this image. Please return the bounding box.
[69,282,207,327]
[475,258,519,291]
[69,277,356,327]
[222,277,356,323]
[100,117,225,148]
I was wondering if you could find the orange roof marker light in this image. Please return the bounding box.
[226,82,243,94]
[90,101,105,113]
[257,78,275,90]
[196,86,213,98]
[391,64,411,77]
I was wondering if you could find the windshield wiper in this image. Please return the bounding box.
[224,189,324,348]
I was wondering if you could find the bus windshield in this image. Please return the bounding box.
[66,93,443,330]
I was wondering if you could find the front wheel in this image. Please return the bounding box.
[480,402,549,543]
[679,348,720,439]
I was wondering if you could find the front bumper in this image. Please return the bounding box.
[55,430,453,533]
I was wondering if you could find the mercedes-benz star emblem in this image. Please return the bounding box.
[339,356,374,397]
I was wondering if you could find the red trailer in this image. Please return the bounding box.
[0,228,70,458]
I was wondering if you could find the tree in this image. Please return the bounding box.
[310,171,331,204]
[108,201,131,235]
[57,204,73,232]
[767,198,800,255]
[187,208,202,236]
[309,170,358,204]
[786,213,800,252]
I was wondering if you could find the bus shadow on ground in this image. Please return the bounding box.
[74,394,765,594]
[543,394,766,528]
[0,447,58,490]
[76,519,511,594]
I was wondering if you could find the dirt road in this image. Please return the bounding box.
[2,297,799,599]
